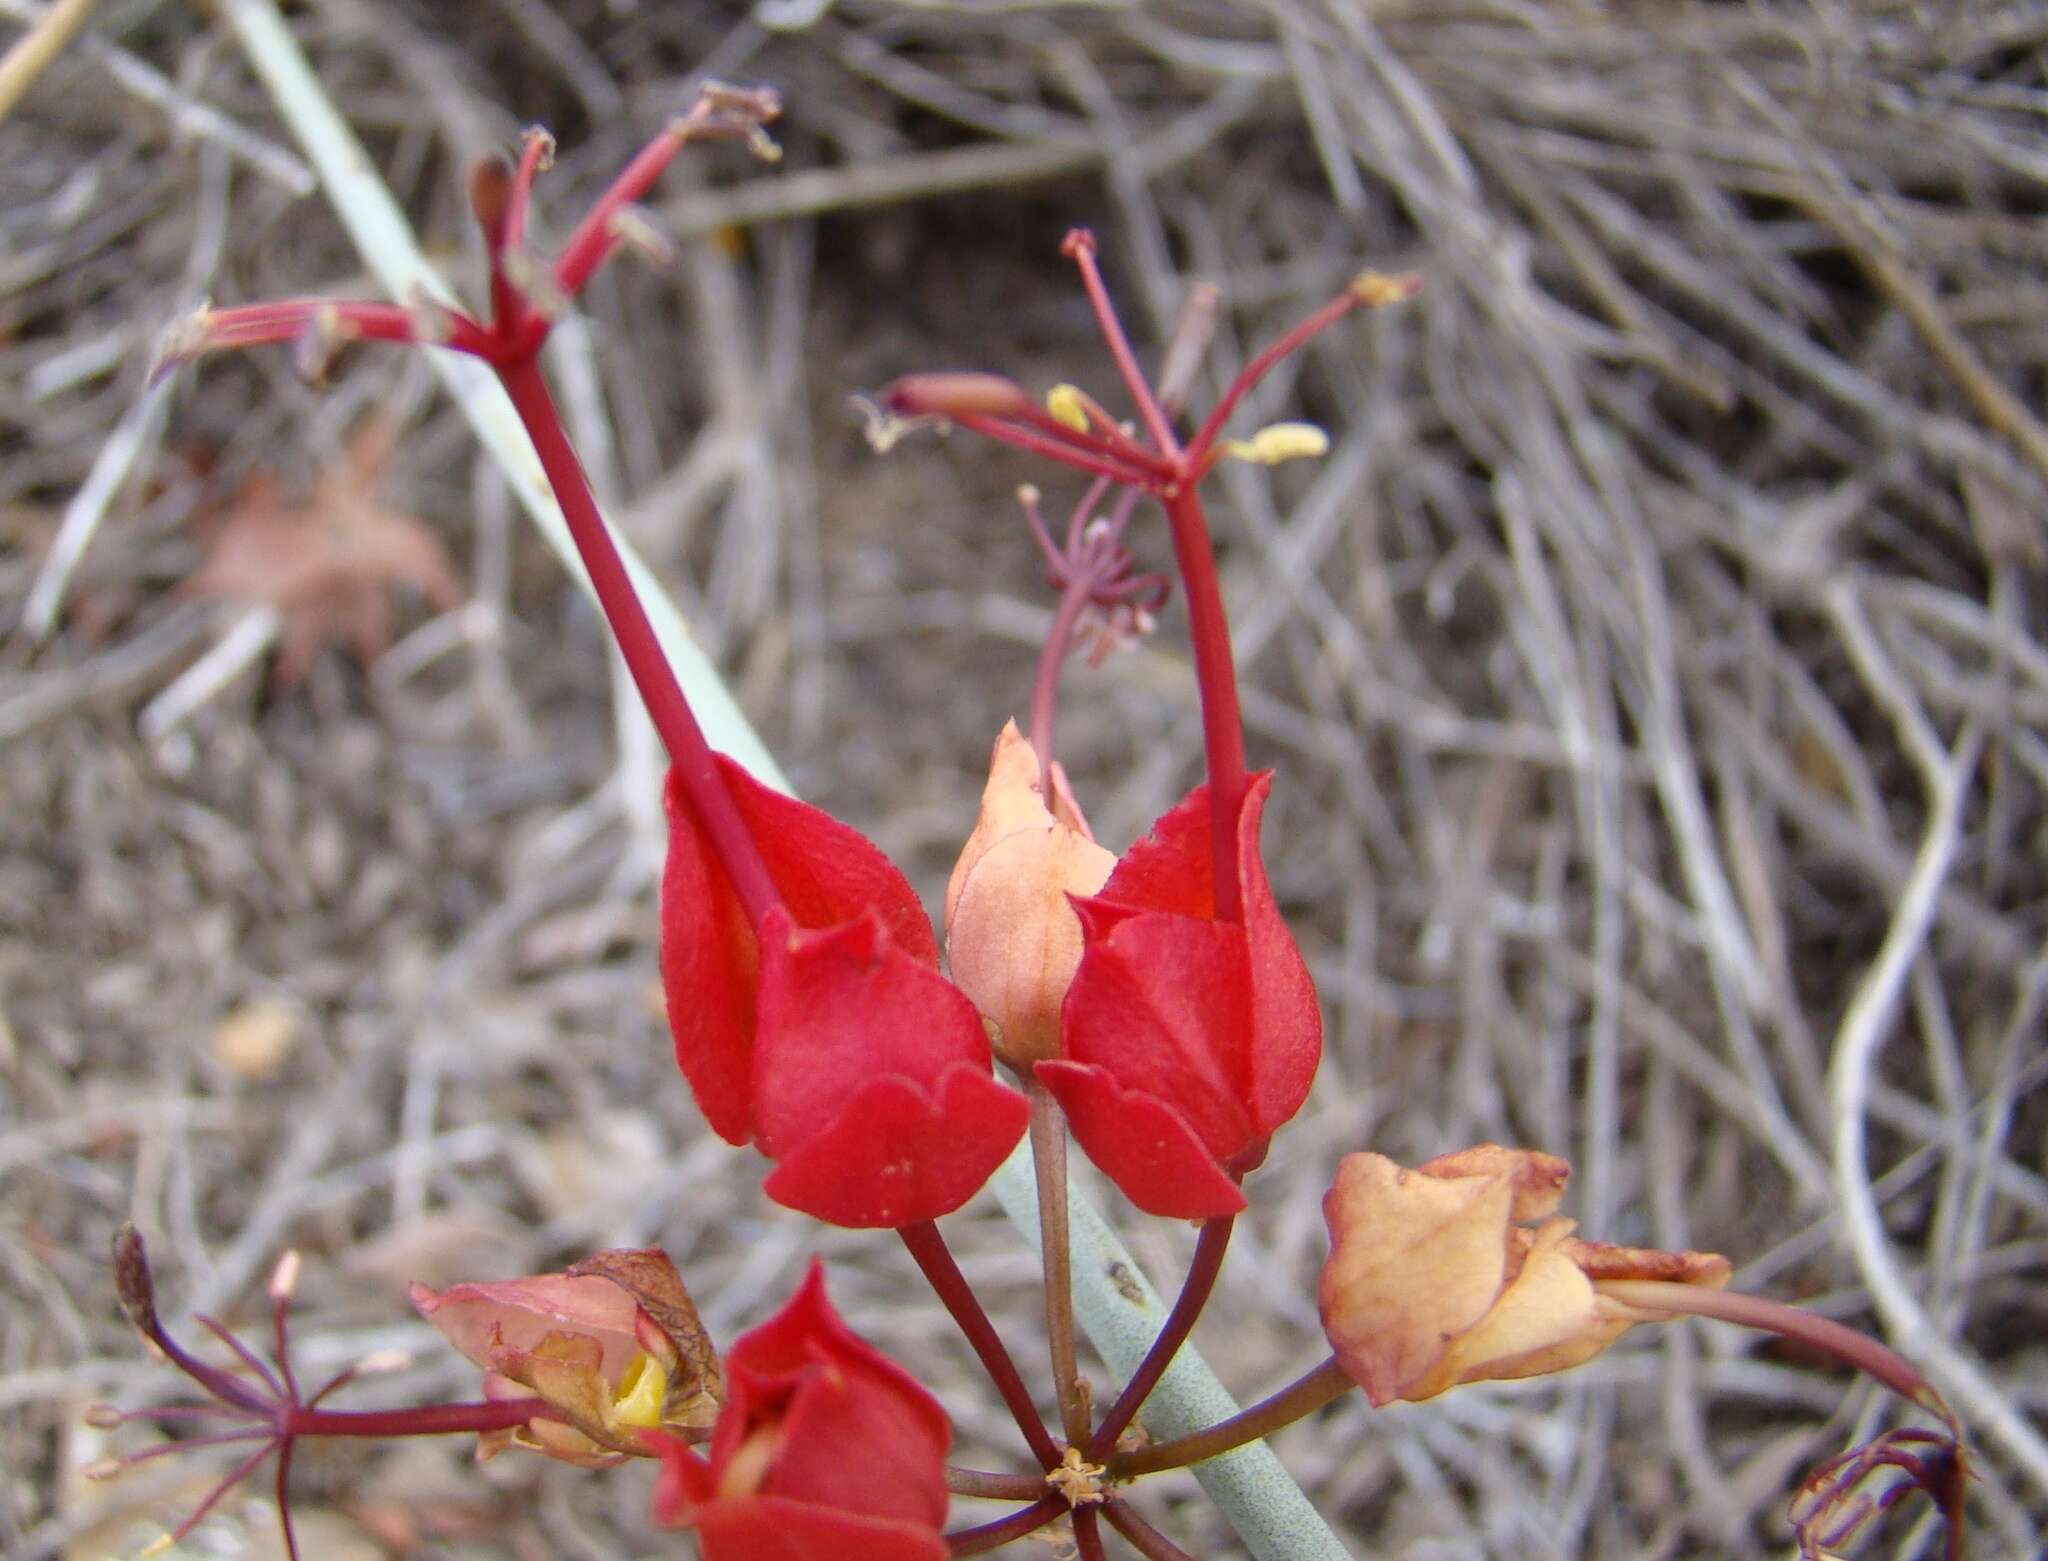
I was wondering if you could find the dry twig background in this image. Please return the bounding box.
[3,1,2045,1556]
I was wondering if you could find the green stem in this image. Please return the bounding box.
[1087,1215,1235,1460]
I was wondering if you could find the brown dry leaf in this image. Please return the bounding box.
[181,415,462,686]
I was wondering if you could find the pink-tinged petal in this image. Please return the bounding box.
[1037,1061,1247,1218]
[750,910,994,1154]
[409,1274,643,1379]
[659,756,938,1146]
[762,1067,1030,1228]
[694,1500,949,1561]
[944,722,1115,1068]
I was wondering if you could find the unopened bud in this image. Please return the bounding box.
[469,155,514,235]
[268,1249,302,1303]
[82,1403,125,1429]
[352,1348,414,1376]
[111,1225,159,1337]
[944,722,1116,1070]
[884,372,1033,423]
[81,1458,127,1482]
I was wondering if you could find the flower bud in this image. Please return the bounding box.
[411,1247,721,1466]
[647,1262,949,1559]
[1319,1147,1731,1406]
[944,722,1115,1069]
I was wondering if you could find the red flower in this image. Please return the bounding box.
[660,757,1029,1228]
[647,1262,949,1561]
[1037,774,1321,1217]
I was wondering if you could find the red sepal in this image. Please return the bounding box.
[659,756,936,1144]
[1055,773,1321,1211]
[690,1501,948,1561]
[751,908,1028,1226]
[1035,1060,1247,1218]
[647,1263,949,1559]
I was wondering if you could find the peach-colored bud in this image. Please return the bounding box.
[883,371,1035,422]
[1319,1148,1730,1407]
[412,1247,720,1466]
[944,722,1116,1069]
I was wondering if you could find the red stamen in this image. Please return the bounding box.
[1062,230,1180,458]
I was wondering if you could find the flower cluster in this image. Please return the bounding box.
[107,104,1972,1561]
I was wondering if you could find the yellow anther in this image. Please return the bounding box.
[1046,383,1091,433]
[1223,421,1330,465]
[611,1350,669,1430]
[1351,269,1420,308]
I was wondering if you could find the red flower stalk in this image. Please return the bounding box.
[164,100,1028,1228]
[883,237,1413,1216]
[646,1261,951,1561]
[94,1227,555,1561]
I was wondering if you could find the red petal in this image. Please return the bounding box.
[1081,774,1321,1137]
[1036,1061,1247,1218]
[645,1428,719,1525]
[659,759,937,1145]
[1060,901,1254,1160]
[750,910,994,1153]
[1231,776,1322,1133]
[695,1499,948,1561]
[1097,781,1216,918]
[719,758,937,965]
[659,771,757,1144]
[723,1264,950,1524]
[763,1066,1030,1227]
